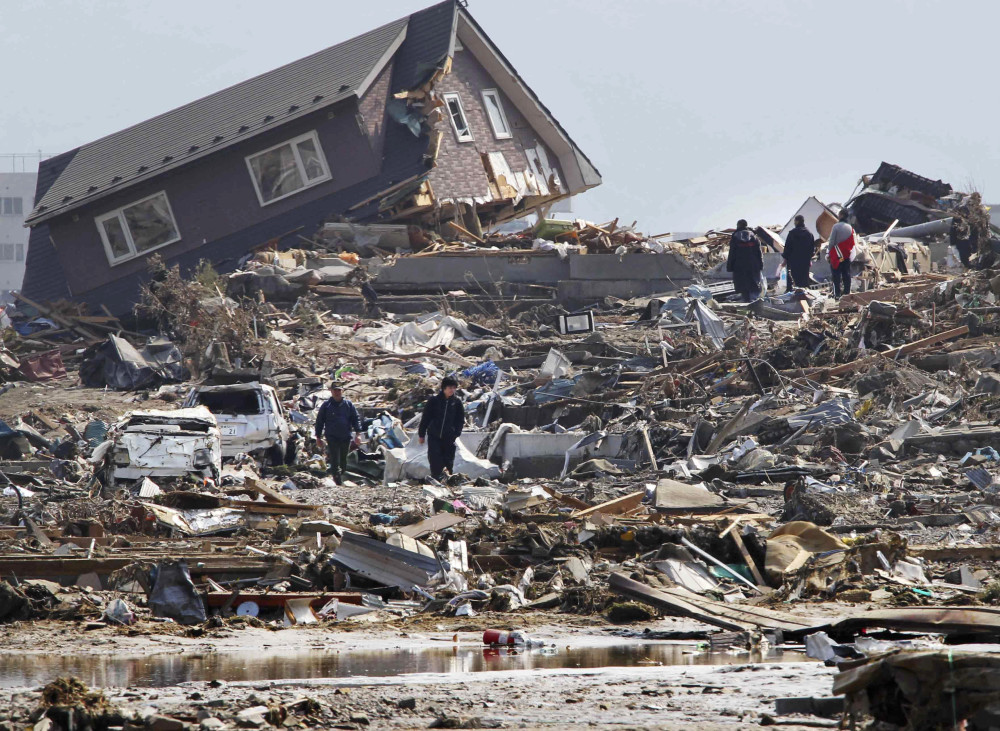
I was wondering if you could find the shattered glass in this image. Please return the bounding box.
[122,193,179,252]
[295,137,326,181]
[249,143,304,202]
[101,215,131,260]
[483,91,510,137]
[447,96,472,140]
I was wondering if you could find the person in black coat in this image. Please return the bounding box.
[727,220,764,302]
[782,215,816,291]
[315,383,362,485]
[418,376,464,480]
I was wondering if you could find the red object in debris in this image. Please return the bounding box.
[483,629,524,646]
[19,349,66,382]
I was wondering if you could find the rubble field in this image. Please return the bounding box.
[3,163,1000,729]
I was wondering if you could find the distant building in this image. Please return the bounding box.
[0,172,34,293]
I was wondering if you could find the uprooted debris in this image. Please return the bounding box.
[2,160,1000,728]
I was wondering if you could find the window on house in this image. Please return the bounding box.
[95,191,181,265]
[481,89,512,140]
[1,198,22,216]
[246,131,330,206]
[1,245,13,261]
[443,93,474,143]
[15,244,23,262]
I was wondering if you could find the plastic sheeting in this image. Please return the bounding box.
[689,300,727,350]
[361,314,498,356]
[80,335,189,391]
[148,560,207,625]
[383,438,500,483]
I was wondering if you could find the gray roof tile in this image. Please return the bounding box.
[27,15,409,224]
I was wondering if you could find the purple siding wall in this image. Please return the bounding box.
[429,46,565,202]
[358,59,394,163]
[48,100,377,297]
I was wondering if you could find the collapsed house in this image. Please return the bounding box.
[21,0,601,314]
[841,161,997,265]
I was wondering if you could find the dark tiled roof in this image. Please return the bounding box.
[390,0,456,93]
[26,15,410,225]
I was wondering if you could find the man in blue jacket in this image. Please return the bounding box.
[315,383,362,485]
[418,376,464,480]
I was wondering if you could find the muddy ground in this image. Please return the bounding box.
[0,617,837,729]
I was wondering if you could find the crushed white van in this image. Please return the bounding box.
[182,382,292,463]
[102,407,222,485]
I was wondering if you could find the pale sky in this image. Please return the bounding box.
[1,0,994,232]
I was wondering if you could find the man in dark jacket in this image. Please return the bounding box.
[727,220,765,302]
[782,215,816,291]
[418,376,464,480]
[315,383,362,485]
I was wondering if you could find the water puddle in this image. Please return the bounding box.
[0,644,813,688]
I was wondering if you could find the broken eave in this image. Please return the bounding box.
[453,9,601,196]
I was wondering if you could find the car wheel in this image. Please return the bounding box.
[283,437,298,466]
[266,443,286,467]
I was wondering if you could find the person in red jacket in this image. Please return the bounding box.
[827,210,856,299]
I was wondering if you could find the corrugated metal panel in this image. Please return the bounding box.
[28,16,409,225]
[331,531,441,589]
[966,468,994,491]
[786,398,856,429]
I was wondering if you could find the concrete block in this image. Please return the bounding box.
[568,252,696,281]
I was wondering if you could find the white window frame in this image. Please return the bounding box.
[442,93,474,143]
[481,89,512,140]
[95,190,181,266]
[245,130,331,207]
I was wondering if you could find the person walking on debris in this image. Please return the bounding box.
[314,383,361,485]
[782,215,816,292]
[419,376,464,481]
[727,219,765,302]
[828,209,856,299]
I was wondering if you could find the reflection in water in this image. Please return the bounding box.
[0,644,812,689]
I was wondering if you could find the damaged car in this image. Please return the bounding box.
[94,407,222,487]
[182,382,293,464]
